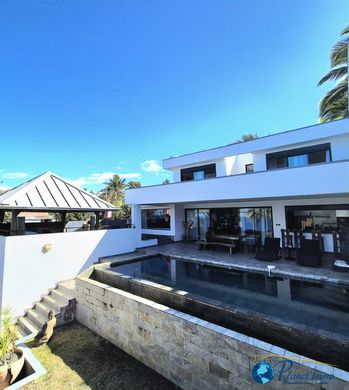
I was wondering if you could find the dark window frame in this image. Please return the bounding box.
[245,164,254,173]
[266,143,332,170]
[141,208,171,230]
[180,163,216,182]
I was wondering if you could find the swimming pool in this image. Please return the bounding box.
[93,255,349,370]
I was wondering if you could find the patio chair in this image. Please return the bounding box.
[255,237,281,261]
[281,229,295,260]
[296,238,322,267]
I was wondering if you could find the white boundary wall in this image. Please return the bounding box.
[0,229,142,316]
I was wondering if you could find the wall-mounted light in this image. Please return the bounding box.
[42,243,52,253]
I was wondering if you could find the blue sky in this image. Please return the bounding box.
[0,1,348,191]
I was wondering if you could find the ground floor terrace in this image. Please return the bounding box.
[103,241,349,286]
[134,196,349,258]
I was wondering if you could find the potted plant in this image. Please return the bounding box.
[0,308,24,388]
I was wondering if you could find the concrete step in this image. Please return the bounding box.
[49,288,71,304]
[15,278,77,341]
[26,309,47,329]
[17,316,39,335]
[42,294,66,313]
[56,279,75,298]
[34,301,52,318]
[16,324,30,339]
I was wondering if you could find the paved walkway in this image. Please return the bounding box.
[102,241,349,286]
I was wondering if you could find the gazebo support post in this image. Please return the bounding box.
[61,212,67,232]
[95,212,101,230]
[10,210,20,236]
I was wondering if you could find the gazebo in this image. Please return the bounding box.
[0,171,117,235]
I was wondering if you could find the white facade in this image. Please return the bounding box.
[125,119,349,243]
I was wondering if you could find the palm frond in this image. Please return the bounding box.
[319,24,349,121]
[330,37,349,67]
[319,82,348,121]
[320,80,347,110]
[341,25,349,36]
[320,99,348,122]
[318,66,347,85]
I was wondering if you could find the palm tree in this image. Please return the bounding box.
[236,133,258,143]
[99,174,126,207]
[126,181,142,189]
[318,25,348,122]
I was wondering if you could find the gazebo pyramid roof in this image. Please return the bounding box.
[0,171,117,212]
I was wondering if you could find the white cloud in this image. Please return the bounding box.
[87,172,115,184]
[141,160,163,173]
[68,171,141,188]
[119,173,141,179]
[69,177,87,187]
[2,172,28,179]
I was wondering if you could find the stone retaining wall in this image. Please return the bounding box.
[75,273,349,390]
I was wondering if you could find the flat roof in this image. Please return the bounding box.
[163,118,349,169]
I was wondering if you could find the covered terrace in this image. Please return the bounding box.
[0,171,117,236]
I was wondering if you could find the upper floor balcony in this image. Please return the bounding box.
[125,159,349,205]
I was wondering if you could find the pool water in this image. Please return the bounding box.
[111,255,349,340]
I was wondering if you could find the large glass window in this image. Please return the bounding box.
[141,208,171,230]
[185,209,210,240]
[210,208,240,235]
[239,208,273,245]
[181,164,216,181]
[285,204,349,232]
[185,207,273,244]
[267,143,331,170]
[186,209,199,240]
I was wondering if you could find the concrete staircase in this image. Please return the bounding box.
[16,279,77,339]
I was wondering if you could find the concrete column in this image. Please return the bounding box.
[215,158,227,177]
[271,202,286,240]
[172,169,181,183]
[131,205,142,242]
[174,204,185,241]
[253,152,267,172]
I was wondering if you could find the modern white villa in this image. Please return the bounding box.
[126,118,349,257]
[2,119,349,389]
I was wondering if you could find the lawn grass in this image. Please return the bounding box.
[23,322,179,390]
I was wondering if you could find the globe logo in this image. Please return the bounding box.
[252,361,274,384]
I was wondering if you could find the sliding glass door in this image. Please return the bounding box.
[186,207,273,244]
[186,210,198,240]
[198,209,210,241]
[185,209,210,240]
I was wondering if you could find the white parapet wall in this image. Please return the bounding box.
[0,228,141,316]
